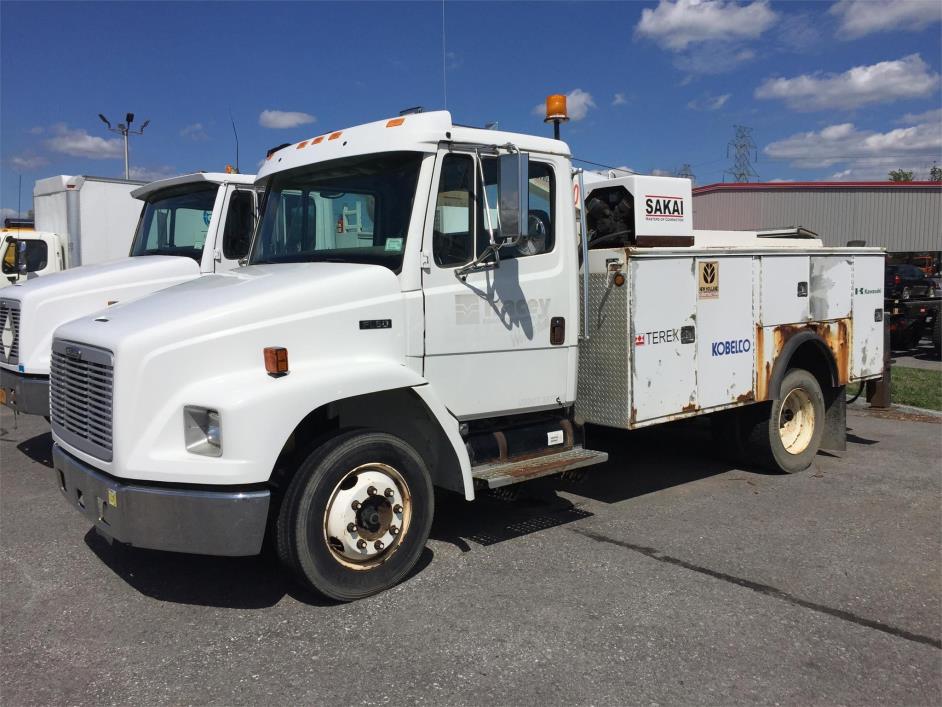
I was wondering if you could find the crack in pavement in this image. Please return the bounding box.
[571,527,942,650]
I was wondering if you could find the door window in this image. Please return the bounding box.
[222,190,256,260]
[432,155,556,267]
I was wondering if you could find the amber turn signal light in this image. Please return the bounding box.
[264,347,289,376]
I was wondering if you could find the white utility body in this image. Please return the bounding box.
[0,172,257,417]
[48,112,884,601]
[1,175,145,287]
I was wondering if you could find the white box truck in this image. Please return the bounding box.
[0,172,258,417]
[1,176,145,287]
[47,111,884,601]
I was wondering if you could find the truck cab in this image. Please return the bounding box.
[2,227,64,286]
[0,172,257,417]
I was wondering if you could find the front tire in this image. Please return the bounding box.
[277,430,434,601]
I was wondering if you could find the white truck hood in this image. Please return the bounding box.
[1,255,200,374]
[54,262,402,356]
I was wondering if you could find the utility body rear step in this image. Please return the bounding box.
[470,446,608,489]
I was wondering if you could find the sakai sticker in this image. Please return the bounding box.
[698,261,719,299]
[644,195,684,221]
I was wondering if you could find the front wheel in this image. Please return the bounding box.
[277,430,434,601]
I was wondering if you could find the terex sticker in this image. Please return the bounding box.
[698,261,719,299]
[644,195,684,221]
[634,327,694,346]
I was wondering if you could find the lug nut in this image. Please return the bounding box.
[393,504,403,514]
[351,500,361,511]
[384,488,394,498]
[374,540,384,550]
[389,526,399,536]
[347,523,357,533]
[356,539,367,550]
[367,486,377,496]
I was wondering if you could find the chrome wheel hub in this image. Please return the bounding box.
[323,463,411,569]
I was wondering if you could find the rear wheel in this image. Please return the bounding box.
[277,430,434,601]
[715,368,826,473]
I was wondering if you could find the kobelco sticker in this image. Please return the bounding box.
[711,338,751,356]
[698,261,719,299]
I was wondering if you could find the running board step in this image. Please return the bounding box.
[471,446,608,489]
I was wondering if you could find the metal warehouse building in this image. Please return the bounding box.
[692,181,942,253]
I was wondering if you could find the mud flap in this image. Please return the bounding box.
[820,386,846,452]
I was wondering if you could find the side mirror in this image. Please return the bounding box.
[497,151,529,244]
[16,239,49,274]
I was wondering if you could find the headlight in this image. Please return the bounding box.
[184,406,222,457]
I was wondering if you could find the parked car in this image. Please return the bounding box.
[885,264,933,300]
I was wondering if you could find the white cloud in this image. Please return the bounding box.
[531,89,596,122]
[635,0,777,50]
[651,168,674,177]
[1,208,27,222]
[898,108,942,126]
[755,54,940,111]
[259,110,316,129]
[180,123,208,141]
[612,93,627,106]
[7,153,49,171]
[128,165,178,182]
[763,114,942,180]
[43,124,123,159]
[830,0,942,39]
[687,93,730,110]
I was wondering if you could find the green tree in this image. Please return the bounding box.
[888,168,914,182]
[929,164,942,182]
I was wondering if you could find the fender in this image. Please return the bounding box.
[117,358,473,490]
[766,330,838,400]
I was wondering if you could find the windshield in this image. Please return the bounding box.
[250,151,423,271]
[130,185,218,261]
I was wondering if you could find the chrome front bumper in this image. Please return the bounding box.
[53,444,270,557]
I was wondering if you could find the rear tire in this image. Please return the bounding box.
[276,430,434,601]
[744,368,826,473]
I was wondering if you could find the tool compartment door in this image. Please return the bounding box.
[851,254,885,378]
[629,257,697,422]
[760,255,810,325]
[696,256,755,409]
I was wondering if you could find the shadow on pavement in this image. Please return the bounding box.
[84,528,435,610]
[17,431,53,468]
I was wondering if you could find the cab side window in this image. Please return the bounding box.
[222,190,256,260]
[433,154,475,266]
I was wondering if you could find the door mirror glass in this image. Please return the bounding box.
[222,190,257,260]
[497,151,529,243]
[18,239,48,273]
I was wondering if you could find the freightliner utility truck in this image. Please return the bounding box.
[0,172,257,416]
[2,175,145,286]
[49,111,885,600]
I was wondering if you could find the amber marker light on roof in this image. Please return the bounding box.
[386,118,405,127]
[296,141,308,149]
[312,136,324,144]
[328,131,343,140]
[264,347,289,376]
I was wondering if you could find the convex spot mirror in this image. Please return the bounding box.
[496,151,529,246]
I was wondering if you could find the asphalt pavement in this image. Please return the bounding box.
[2,405,940,705]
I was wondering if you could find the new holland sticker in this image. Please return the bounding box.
[698,261,719,299]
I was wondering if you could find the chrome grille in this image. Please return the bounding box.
[50,339,114,461]
[0,299,20,365]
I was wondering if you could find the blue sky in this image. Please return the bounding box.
[2,0,941,217]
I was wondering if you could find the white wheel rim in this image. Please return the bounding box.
[778,387,815,455]
[323,463,412,570]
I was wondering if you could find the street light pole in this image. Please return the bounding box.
[98,113,150,180]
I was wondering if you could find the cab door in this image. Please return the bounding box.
[213,186,258,272]
[420,150,576,420]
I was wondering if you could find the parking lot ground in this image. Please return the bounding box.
[2,405,940,705]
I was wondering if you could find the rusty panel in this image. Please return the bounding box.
[757,319,852,400]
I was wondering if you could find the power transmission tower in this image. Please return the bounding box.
[676,163,695,183]
[724,125,759,182]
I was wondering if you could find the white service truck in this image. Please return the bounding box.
[0,172,258,416]
[1,175,145,286]
[48,111,884,601]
